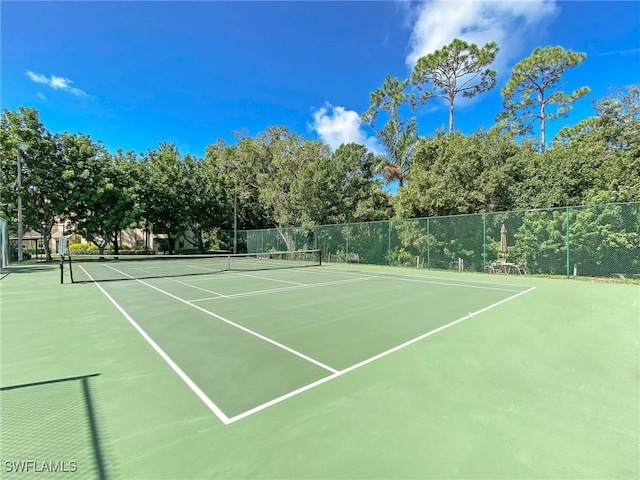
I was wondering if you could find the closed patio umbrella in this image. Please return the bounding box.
[500,223,508,258]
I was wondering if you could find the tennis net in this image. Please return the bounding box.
[65,250,322,283]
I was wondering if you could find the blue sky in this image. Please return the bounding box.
[2,1,639,157]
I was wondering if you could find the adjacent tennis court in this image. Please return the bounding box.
[1,256,638,479]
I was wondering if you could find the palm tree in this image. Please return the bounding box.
[375,118,418,189]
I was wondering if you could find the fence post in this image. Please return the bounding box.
[388,220,391,265]
[346,232,349,258]
[566,205,570,278]
[482,213,487,272]
[426,218,430,270]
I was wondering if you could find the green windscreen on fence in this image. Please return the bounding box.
[232,202,640,278]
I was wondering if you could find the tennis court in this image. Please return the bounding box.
[64,251,535,424]
[1,255,638,479]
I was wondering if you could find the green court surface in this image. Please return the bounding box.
[1,262,638,479]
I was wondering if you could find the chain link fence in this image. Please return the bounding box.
[229,202,640,278]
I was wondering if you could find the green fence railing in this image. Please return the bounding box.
[228,202,640,278]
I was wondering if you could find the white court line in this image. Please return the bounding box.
[371,275,523,292]
[179,268,313,284]
[320,265,535,289]
[302,267,524,292]
[231,271,308,286]
[102,264,339,374]
[132,265,230,298]
[190,296,225,302]
[226,285,537,424]
[183,263,528,293]
[160,277,229,298]
[78,265,232,425]
[190,277,373,302]
[188,264,226,273]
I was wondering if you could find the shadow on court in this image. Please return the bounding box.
[2,264,59,275]
[0,374,118,479]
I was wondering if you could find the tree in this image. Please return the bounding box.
[362,75,412,129]
[256,127,330,230]
[551,85,640,204]
[0,107,67,261]
[374,117,418,188]
[362,75,418,189]
[499,45,589,152]
[396,129,527,218]
[411,38,499,132]
[68,143,143,255]
[138,142,189,254]
[180,153,226,252]
[329,144,392,223]
[291,143,392,227]
[224,135,273,229]
[514,146,599,209]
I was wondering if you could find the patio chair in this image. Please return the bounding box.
[487,257,507,274]
[509,259,528,275]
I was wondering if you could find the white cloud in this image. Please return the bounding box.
[26,70,88,97]
[26,71,48,84]
[37,92,47,100]
[309,103,382,153]
[594,48,640,57]
[406,0,558,74]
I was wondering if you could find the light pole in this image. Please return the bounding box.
[17,146,23,262]
[233,176,237,255]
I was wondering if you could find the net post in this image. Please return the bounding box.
[58,236,67,284]
[318,249,322,266]
[68,255,74,283]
